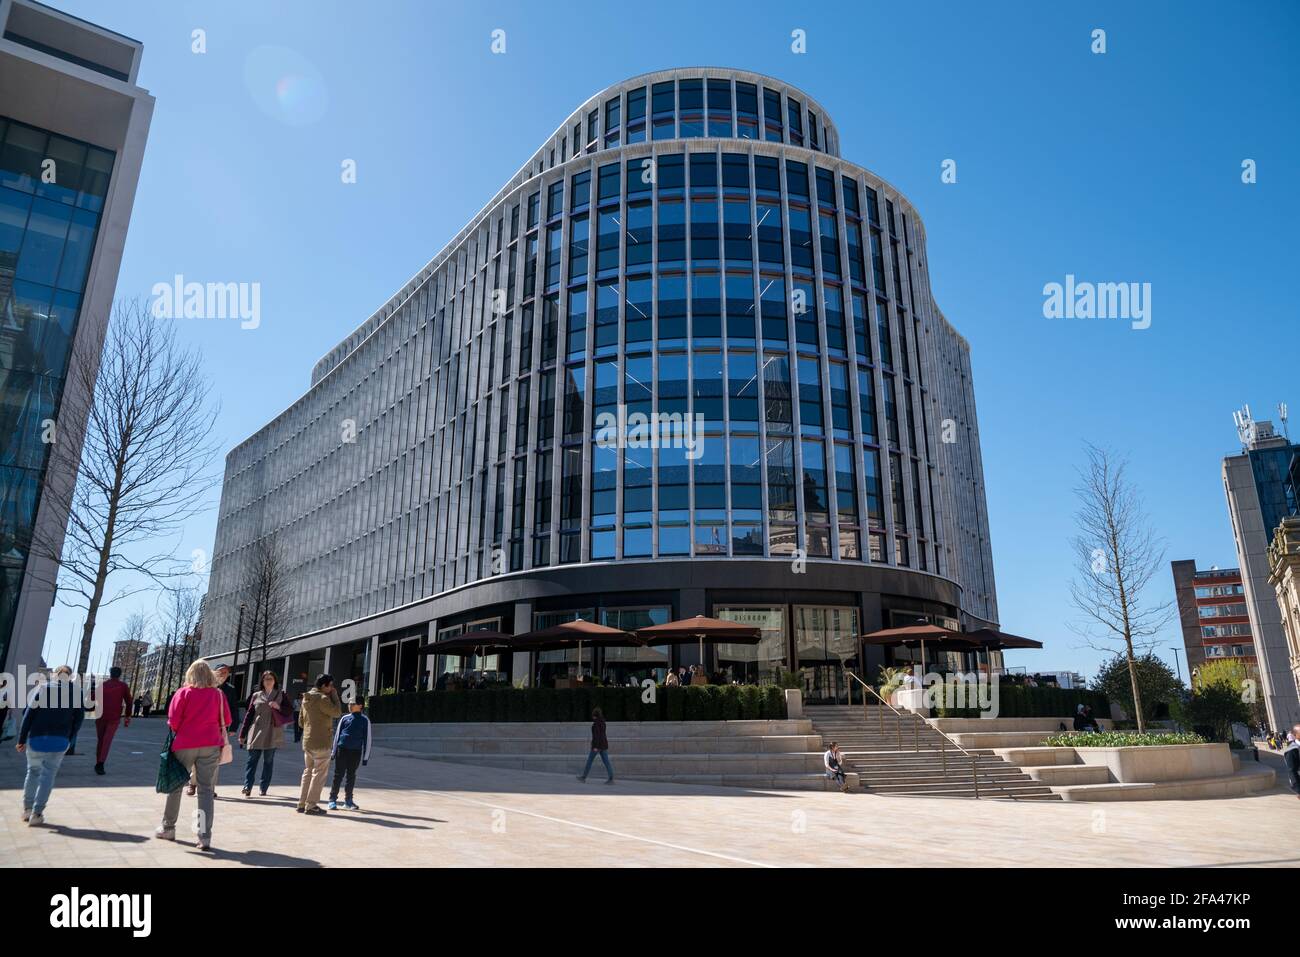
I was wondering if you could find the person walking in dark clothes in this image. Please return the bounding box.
[576,707,614,784]
[1285,724,1300,798]
[328,697,373,810]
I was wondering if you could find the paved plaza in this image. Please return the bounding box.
[2,718,1298,868]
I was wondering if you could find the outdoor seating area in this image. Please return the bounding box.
[413,617,1056,699]
[418,616,767,692]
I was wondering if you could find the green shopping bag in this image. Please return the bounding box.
[155,728,188,793]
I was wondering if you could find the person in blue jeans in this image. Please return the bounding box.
[328,696,373,810]
[576,707,614,784]
[238,670,292,797]
[17,668,85,826]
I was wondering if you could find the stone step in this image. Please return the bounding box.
[806,705,1046,799]
[1051,766,1275,802]
[385,749,861,792]
[847,757,1011,768]
[377,734,825,755]
[1022,764,1112,786]
[632,772,860,792]
[383,749,830,775]
[857,765,1031,779]
[864,781,1058,798]
[864,779,1055,795]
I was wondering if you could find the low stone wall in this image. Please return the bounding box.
[1073,742,1235,784]
[931,717,1112,733]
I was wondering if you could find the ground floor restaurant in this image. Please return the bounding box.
[224,591,1001,706]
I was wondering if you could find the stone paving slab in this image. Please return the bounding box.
[2,718,1298,868]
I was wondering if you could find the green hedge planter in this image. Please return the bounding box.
[1041,730,1206,748]
[366,684,787,724]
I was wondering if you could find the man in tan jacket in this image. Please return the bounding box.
[297,674,342,814]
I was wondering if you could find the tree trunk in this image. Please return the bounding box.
[1109,517,1146,734]
[75,453,126,675]
[1124,636,1146,734]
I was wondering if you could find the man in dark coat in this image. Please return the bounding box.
[1284,724,1300,797]
[213,665,240,731]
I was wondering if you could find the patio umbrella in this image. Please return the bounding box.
[511,619,642,676]
[857,624,981,674]
[965,628,1043,650]
[416,631,516,684]
[635,615,761,671]
[416,631,515,655]
[965,628,1043,677]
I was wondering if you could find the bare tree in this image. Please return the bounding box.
[241,535,293,680]
[33,298,220,675]
[1068,444,1173,733]
[164,585,202,694]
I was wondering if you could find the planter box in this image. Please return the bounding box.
[784,688,803,718]
[894,688,927,712]
[1073,742,1234,783]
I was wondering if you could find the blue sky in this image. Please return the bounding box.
[42,0,1299,681]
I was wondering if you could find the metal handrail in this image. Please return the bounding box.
[839,669,1020,801]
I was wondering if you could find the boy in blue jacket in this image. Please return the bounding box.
[328,697,372,810]
[17,668,85,826]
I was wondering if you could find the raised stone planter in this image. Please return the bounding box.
[893,687,926,712]
[784,688,803,718]
[992,740,1274,800]
[1072,742,1235,783]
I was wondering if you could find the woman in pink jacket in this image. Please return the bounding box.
[156,659,230,851]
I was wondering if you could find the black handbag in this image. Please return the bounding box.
[155,728,188,793]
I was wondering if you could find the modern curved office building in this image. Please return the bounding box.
[204,68,998,702]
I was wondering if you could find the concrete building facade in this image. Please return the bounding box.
[1170,560,1256,675]
[0,0,153,673]
[1267,515,1300,726]
[203,69,998,703]
[1222,418,1300,728]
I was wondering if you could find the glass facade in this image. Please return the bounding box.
[0,116,113,665]
[207,71,997,656]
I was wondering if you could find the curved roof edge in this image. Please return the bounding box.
[309,67,840,386]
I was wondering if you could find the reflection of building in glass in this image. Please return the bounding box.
[204,70,998,704]
[1223,417,1300,727]
[0,0,153,673]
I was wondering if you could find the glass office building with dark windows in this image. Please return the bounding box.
[205,69,998,703]
[0,0,153,673]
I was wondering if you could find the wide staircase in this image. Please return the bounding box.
[376,720,856,792]
[805,704,1059,800]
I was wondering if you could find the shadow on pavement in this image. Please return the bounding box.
[43,824,150,844]
[195,845,322,867]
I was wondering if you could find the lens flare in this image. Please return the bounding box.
[244,46,327,126]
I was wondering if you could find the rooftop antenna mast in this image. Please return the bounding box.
[1279,402,1290,441]
[1233,405,1256,451]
